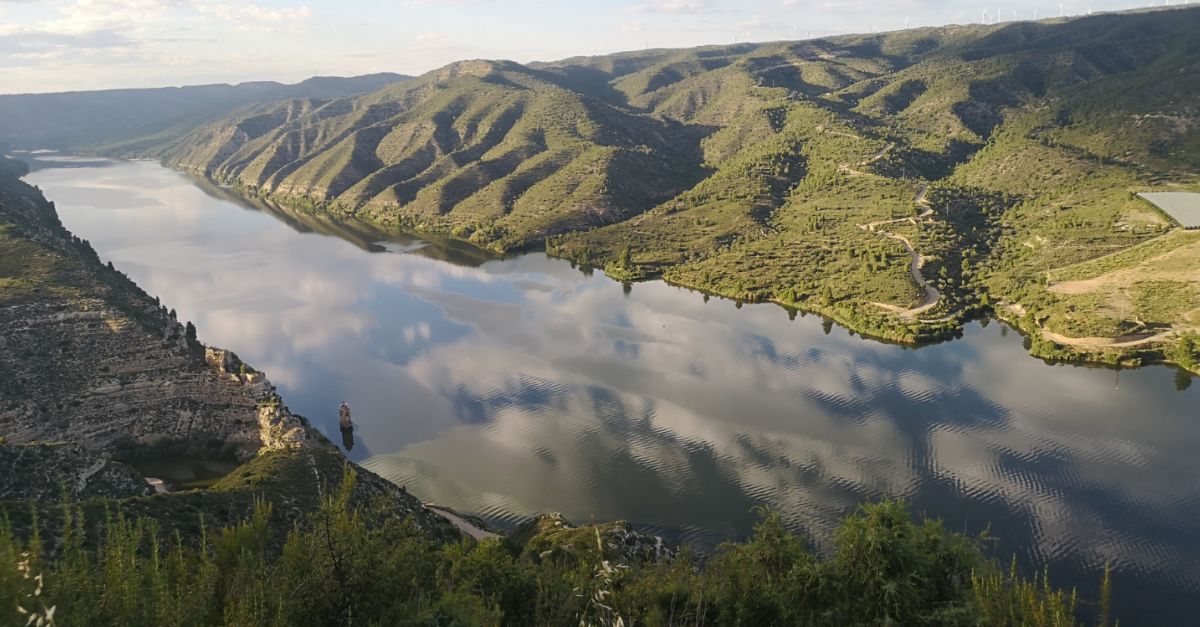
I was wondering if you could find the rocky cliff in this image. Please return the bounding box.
[0,160,304,462]
[0,156,453,537]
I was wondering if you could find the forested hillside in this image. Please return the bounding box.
[116,8,1200,369]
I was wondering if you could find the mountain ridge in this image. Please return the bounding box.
[18,6,1200,372]
[0,72,411,150]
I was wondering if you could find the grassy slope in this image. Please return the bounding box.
[120,8,1200,370]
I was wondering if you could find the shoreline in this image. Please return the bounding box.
[425,504,501,541]
[29,152,1198,377]
[271,187,1198,377]
[5,152,1193,623]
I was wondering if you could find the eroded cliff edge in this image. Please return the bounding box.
[0,156,455,538]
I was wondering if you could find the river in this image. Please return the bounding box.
[22,155,1200,624]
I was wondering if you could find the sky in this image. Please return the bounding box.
[0,0,1194,94]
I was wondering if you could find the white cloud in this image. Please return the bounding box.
[0,0,1188,93]
[0,28,134,58]
[41,0,188,35]
[197,2,313,33]
[414,31,449,45]
[0,1,169,61]
[630,0,715,14]
[0,0,325,87]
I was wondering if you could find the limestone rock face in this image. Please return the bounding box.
[257,400,308,450]
[0,295,297,461]
[0,159,456,544]
[0,162,303,463]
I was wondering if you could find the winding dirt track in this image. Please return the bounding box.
[838,142,895,177]
[1040,329,1176,348]
[882,230,941,317]
[858,182,941,318]
[1001,304,1180,349]
[821,140,942,319]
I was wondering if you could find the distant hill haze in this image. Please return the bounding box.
[0,73,410,149]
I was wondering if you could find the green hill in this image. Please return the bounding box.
[91,7,1200,370]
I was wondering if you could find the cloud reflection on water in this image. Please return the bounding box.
[26,158,1200,622]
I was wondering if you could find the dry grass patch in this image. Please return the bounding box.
[1041,231,1200,337]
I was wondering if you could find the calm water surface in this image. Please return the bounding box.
[23,157,1200,624]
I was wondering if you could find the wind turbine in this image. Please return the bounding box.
[982,5,990,23]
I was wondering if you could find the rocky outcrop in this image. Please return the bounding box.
[0,157,456,542]
[256,397,308,451]
[203,347,308,451]
[0,168,306,462]
[513,512,676,565]
[0,298,307,461]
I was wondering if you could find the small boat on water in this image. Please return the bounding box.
[339,401,353,431]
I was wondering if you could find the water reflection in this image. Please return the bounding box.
[185,175,501,266]
[23,158,1200,625]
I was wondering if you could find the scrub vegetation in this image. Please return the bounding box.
[101,7,1200,372]
[0,472,1109,627]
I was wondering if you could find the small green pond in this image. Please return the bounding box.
[127,457,241,492]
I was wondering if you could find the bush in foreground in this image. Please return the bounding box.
[0,474,1111,626]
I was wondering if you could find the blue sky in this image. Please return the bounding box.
[0,0,1192,93]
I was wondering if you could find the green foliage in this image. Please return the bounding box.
[603,245,645,281]
[0,494,1107,626]
[41,8,1200,365]
[1171,333,1200,372]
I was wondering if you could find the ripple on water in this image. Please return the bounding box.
[893,369,940,404]
[28,158,1200,625]
[803,388,860,419]
[768,348,818,375]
